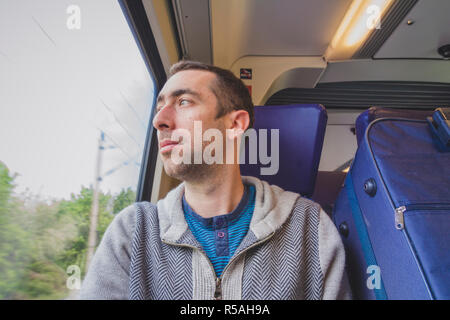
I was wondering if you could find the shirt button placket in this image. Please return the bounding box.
[214,217,228,257]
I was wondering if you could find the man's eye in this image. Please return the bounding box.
[180,99,190,106]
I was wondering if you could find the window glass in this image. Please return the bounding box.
[0,0,154,299]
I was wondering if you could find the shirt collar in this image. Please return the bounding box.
[182,184,250,229]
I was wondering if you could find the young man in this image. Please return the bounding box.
[80,61,351,300]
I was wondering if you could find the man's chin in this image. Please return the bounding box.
[161,159,188,180]
[162,158,214,183]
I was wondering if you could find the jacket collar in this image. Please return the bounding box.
[157,176,300,243]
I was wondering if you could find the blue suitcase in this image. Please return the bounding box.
[427,107,450,152]
[333,118,450,300]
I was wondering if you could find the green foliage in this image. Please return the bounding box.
[55,186,117,274]
[113,187,136,214]
[15,260,68,300]
[0,162,33,299]
[0,222,32,299]
[0,162,14,206]
[0,161,137,299]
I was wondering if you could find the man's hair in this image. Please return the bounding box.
[169,60,254,130]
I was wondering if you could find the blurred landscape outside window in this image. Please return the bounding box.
[0,0,155,299]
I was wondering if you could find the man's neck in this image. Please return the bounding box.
[183,167,244,219]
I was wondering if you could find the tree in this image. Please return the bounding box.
[55,186,115,276]
[0,161,135,299]
[113,187,136,214]
[0,162,33,299]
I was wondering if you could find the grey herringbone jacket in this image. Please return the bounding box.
[80,176,351,300]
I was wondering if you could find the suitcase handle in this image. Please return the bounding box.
[427,107,450,152]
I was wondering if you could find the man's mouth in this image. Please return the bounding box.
[159,139,180,153]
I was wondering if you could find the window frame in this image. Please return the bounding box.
[119,0,168,202]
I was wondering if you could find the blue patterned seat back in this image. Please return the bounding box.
[240,104,327,198]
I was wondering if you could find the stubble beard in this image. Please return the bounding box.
[161,118,230,184]
[162,138,220,184]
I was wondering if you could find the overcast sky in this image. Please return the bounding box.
[0,0,155,200]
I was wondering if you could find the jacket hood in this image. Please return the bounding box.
[157,176,300,243]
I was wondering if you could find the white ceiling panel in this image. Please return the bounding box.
[211,0,352,68]
[375,0,450,59]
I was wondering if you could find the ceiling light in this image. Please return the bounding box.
[325,0,394,61]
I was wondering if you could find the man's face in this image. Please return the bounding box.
[153,69,226,181]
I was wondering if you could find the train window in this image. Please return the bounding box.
[0,1,155,299]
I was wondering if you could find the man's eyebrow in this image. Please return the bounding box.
[156,93,164,104]
[157,88,201,104]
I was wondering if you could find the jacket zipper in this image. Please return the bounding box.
[163,232,275,300]
[213,232,275,300]
[394,203,450,230]
[214,278,222,300]
[161,240,217,278]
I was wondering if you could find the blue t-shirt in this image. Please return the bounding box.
[182,184,256,277]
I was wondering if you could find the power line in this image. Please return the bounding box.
[0,50,11,62]
[101,152,141,179]
[100,99,143,149]
[119,91,147,129]
[95,126,134,160]
[32,16,56,47]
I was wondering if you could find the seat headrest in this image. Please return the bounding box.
[240,104,327,197]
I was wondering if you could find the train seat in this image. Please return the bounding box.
[240,104,327,198]
[311,170,347,216]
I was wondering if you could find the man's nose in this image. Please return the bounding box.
[152,104,174,131]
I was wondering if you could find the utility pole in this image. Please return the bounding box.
[85,131,104,274]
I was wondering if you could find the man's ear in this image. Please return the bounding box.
[226,110,250,139]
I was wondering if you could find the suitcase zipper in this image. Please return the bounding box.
[395,206,406,230]
[395,203,450,230]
